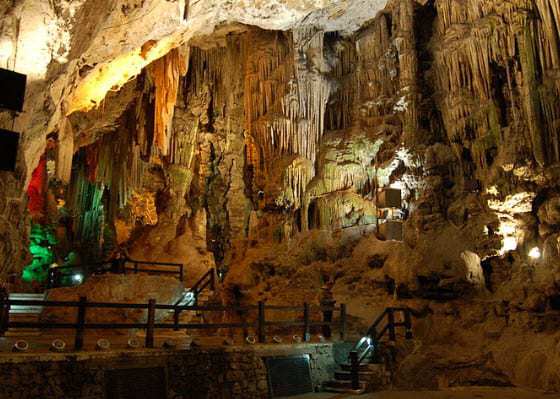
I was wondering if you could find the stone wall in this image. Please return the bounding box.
[0,343,336,399]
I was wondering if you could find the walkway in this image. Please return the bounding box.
[288,387,560,399]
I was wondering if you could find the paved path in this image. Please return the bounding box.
[288,388,560,399]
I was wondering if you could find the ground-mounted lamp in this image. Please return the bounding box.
[292,335,302,343]
[13,340,29,352]
[316,334,326,343]
[96,339,111,351]
[127,337,141,349]
[245,335,256,345]
[50,339,66,352]
[272,336,283,344]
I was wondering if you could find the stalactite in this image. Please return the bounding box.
[432,0,560,168]
[148,46,189,157]
[56,117,74,184]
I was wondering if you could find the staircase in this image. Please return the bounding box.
[5,292,46,336]
[324,307,413,394]
[170,269,217,329]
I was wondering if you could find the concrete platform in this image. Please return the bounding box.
[288,387,560,399]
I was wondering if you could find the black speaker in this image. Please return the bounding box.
[0,129,19,171]
[0,68,27,112]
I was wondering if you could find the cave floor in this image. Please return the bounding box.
[290,388,560,398]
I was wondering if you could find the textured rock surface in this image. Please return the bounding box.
[43,275,184,325]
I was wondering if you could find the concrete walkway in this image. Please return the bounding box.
[287,387,560,399]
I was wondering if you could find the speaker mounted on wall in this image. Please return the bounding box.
[0,129,20,171]
[0,68,27,112]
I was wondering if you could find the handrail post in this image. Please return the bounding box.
[179,264,184,282]
[303,303,310,342]
[210,269,216,291]
[257,301,266,343]
[387,308,396,341]
[174,306,181,331]
[404,309,413,339]
[349,350,360,390]
[0,288,9,336]
[75,296,87,350]
[146,299,156,348]
[339,304,347,341]
[134,262,138,274]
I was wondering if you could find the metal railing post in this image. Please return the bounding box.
[74,296,87,350]
[404,309,413,339]
[258,301,266,343]
[174,306,181,331]
[339,304,347,341]
[0,289,9,336]
[210,269,216,291]
[146,299,156,348]
[387,308,396,341]
[349,350,360,390]
[303,303,310,342]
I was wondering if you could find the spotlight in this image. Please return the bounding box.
[72,274,84,284]
[245,335,257,345]
[272,336,283,344]
[127,338,141,349]
[292,335,302,344]
[50,339,66,352]
[96,339,111,351]
[13,340,29,352]
[528,247,541,260]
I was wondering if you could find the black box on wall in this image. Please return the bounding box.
[0,68,27,112]
[0,129,20,171]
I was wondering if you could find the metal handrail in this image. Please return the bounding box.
[348,307,413,390]
[47,258,185,288]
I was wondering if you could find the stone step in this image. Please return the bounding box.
[323,380,367,394]
[334,370,377,381]
[339,363,378,372]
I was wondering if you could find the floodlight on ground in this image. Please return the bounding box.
[13,340,29,352]
[50,339,66,352]
[96,339,110,351]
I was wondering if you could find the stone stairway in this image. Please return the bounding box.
[168,288,214,327]
[323,354,388,394]
[6,292,46,336]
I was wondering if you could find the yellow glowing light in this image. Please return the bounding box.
[502,236,518,253]
[0,40,13,59]
[66,36,180,115]
[528,247,541,259]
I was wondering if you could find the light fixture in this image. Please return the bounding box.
[50,339,66,352]
[13,340,29,352]
[127,338,141,349]
[96,339,111,351]
[72,274,84,284]
[246,335,257,345]
[528,247,541,260]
